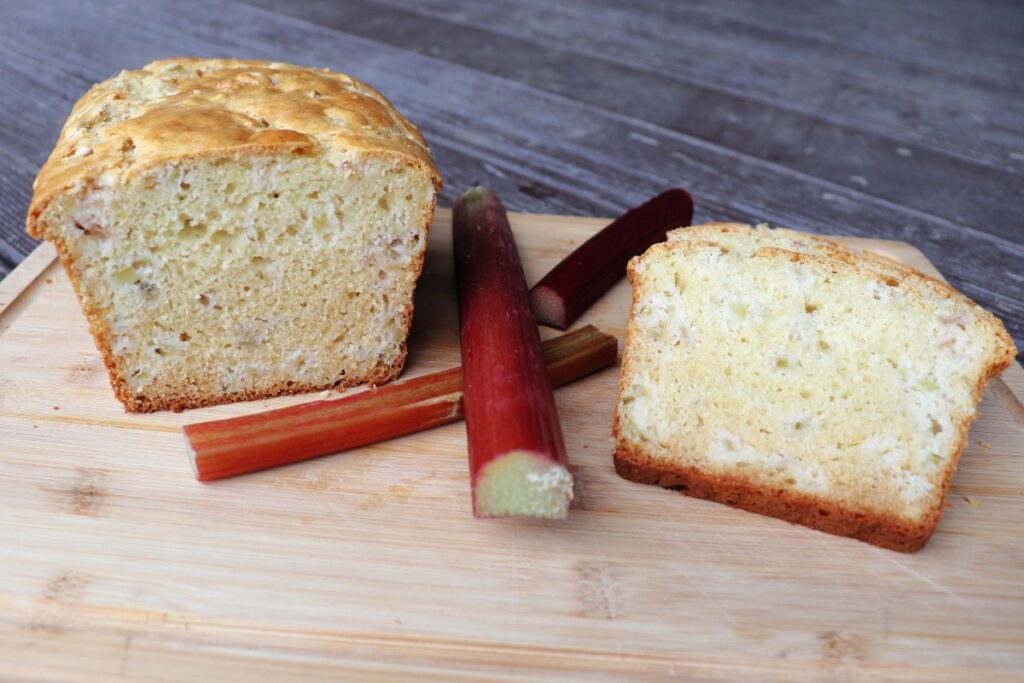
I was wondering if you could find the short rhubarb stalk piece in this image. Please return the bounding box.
[184,325,616,482]
[454,186,577,518]
[530,188,694,329]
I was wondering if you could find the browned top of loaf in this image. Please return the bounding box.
[27,58,440,237]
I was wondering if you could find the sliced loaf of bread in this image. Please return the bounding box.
[27,59,441,412]
[614,223,1016,551]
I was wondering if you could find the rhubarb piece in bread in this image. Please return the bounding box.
[614,224,1015,551]
[26,58,441,412]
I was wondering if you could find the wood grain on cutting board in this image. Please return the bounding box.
[1,209,1022,682]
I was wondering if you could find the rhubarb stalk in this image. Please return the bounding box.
[530,188,694,329]
[185,325,617,482]
[454,186,575,518]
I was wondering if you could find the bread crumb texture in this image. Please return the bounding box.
[614,223,1015,551]
[27,58,441,411]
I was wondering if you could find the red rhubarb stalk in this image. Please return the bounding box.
[184,325,616,482]
[530,188,694,329]
[454,186,576,518]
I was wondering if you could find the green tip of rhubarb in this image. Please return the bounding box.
[474,451,574,519]
[458,186,491,209]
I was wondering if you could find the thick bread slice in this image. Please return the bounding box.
[26,59,441,412]
[614,226,1016,551]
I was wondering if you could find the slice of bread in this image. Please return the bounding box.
[26,59,441,412]
[614,223,1016,551]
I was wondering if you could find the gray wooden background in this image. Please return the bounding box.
[1,0,1021,354]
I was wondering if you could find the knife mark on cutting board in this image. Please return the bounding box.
[26,570,91,635]
[40,467,107,516]
[577,560,620,620]
[43,571,89,602]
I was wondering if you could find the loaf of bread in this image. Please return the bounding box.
[26,58,441,412]
[614,223,1016,551]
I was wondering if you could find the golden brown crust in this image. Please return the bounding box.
[27,58,440,238]
[611,438,937,553]
[616,235,1016,552]
[129,356,407,414]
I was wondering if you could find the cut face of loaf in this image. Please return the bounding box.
[614,225,1015,551]
[27,59,441,411]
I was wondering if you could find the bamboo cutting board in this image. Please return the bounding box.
[1,209,1022,682]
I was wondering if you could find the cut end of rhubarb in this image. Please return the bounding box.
[530,285,567,330]
[473,450,574,519]
[184,437,204,481]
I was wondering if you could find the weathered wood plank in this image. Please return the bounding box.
[607,0,1024,94]
[0,148,43,272]
[654,0,1024,83]
[363,0,1024,174]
